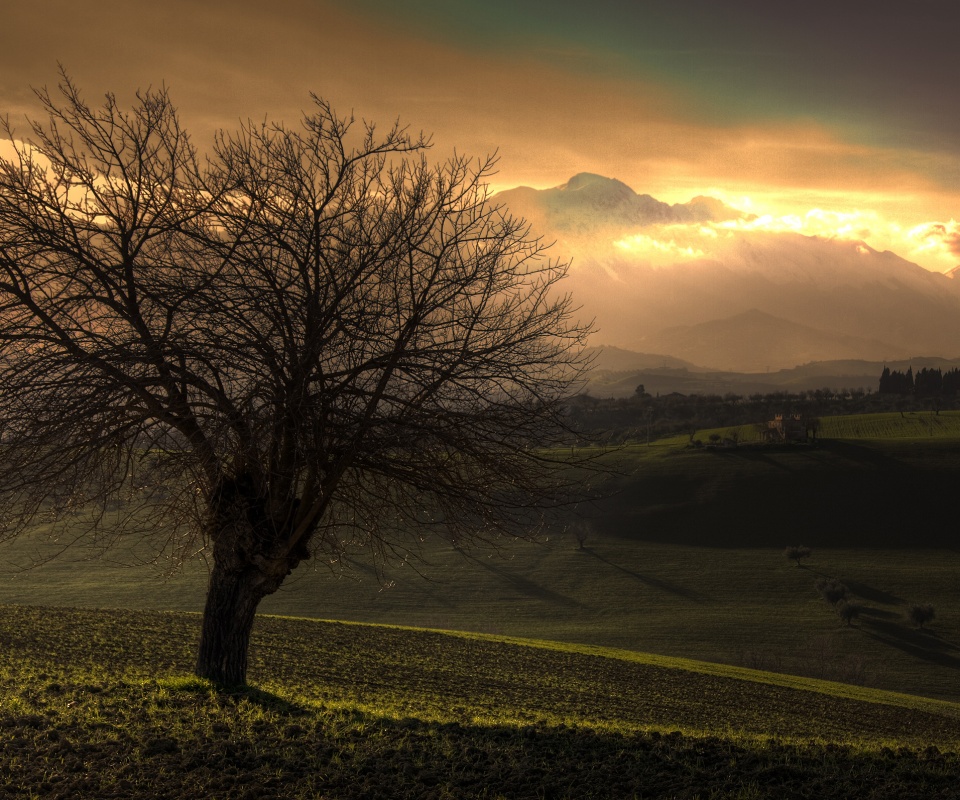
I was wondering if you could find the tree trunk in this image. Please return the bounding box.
[194,478,307,686]
[194,561,271,686]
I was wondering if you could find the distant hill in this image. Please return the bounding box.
[498,175,960,370]
[584,345,960,397]
[643,309,908,373]
[584,345,701,373]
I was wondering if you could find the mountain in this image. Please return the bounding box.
[497,175,960,371]
[500,172,749,236]
[583,345,700,373]
[642,309,909,373]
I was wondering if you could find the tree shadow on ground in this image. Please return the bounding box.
[860,618,960,669]
[581,548,709,603]
[465,555,583,608]
[845,580,905,606]
[226,684,311,716]
[857,606,900,621]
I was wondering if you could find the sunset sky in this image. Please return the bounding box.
[3,0,960,272]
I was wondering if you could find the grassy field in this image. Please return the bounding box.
[699,408,960,444]
[3,412,960,795]
[3,605,960,799]
[3,416,960,707]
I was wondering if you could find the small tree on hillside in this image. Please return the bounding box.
[0,74,593,685]
[837,600,860,627]
[907,604,935,630]
[784,545,812,567]
[815,578,848,607]
[571,520,592,551]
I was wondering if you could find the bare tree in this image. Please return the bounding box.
[815,578,848,607]
[784,545,811,567]
[0,74,592,685]
[570,519,592,551]
[836,600,860,627]
[907,604,935,630]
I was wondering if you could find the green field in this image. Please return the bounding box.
[698,409,960,444]
[4,411,960,795]
[3,412,960,706]
[3,605,960,799]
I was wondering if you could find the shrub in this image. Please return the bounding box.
[815,579,848,606]
[837,601,860,627]
[907,604,935,629]
[784,545,812,566]
[571,521,591,551]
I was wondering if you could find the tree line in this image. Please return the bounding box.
[878,366,960,396]
[567,379,960,445]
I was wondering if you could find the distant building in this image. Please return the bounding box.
[761,413,808,443]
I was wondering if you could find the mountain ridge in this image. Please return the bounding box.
[583,343,960,397]
[496,174,960,371]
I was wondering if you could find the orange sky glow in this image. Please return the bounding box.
[2,0,959,272]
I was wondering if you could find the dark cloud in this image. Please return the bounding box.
[351,0,960,163]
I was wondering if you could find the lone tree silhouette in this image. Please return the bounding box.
[784,545,811,567]
[815,578,848,607]
[907,604,935,630]
[0,74,591,685]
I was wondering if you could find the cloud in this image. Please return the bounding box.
[715,208,878,241]
[5,0,960,282]
[907,220,960,259]
[613,232,705,263]
[603,206,960,275]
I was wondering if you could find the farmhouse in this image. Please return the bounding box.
[762,413,808,443]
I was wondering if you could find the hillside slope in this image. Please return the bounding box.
[2,606,960,799]
[3,426,960,704]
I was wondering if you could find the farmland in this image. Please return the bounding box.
[3,605,960,799]
[2,411,960,795]
[698,408,960,443]
[2,413,960,706]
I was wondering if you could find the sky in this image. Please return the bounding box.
[2,0,960,272]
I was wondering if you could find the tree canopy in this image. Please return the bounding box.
[0,74,592,684]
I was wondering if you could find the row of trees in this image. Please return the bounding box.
[815,578,936,630]
[568,387,888,445]
[0,74,591,684]
[787,548,937,630]
[878,366,960,396]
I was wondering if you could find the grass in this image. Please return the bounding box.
[696,409,960,444]
[4,415,960,706]
[3,605,960,799]
[4,412,960,795]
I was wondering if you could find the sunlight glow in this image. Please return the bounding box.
[613,233,705,261]
[906,220,960,258]
[716,208,877,240]
[605,205,960,274]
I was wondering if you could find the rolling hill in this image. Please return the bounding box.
[642,308,904,372]
[2,605,960,798]
[583,346,960,397]
[4,417,960,706]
